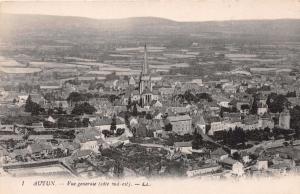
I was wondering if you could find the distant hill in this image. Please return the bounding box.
[1,14,300,44]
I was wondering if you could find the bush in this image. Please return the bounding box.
[116,128,125,136]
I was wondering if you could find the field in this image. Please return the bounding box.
[6,164,74,177]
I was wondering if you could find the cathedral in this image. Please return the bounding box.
[139,44,154,106]
[122,44,159,107]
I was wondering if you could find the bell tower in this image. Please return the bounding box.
[139,44,152,95]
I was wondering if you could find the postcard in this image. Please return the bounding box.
[0,0,300,194]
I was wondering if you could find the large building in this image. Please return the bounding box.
[168,115,192,135]
[138,44,160,106]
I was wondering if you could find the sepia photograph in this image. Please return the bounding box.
[0,0,300,194]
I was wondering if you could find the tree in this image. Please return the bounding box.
[132,103,138,116]
[102,130,111,138]
[192,131,203,149]
[241,104,250,110]
[250,94,258,114]
[286,91,296,98]
[127,96,132,111]
[67,92,90,105]
[82,118,90,127]
[165,123,172,131]
[110,114,117,134]
[232,152,241,161]
[44,92,55,102]
[71,102,96,115]
[116,128,125,136]
[146,113,152,120]
[124,111,130,129]
[24,95,44,115]
[24,95,33,112]
[113,160,124,177]
[108,94,119,103]
[290,106,300,138]
[267,93,290,113]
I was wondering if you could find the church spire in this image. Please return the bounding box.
[142,44,149,74]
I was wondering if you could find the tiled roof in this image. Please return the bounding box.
[211,147,228,156]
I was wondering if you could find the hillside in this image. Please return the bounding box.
[1,14,300,44]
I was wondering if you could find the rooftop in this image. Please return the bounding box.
[168,115,192,122]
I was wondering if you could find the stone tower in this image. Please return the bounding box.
[139,44,153,106]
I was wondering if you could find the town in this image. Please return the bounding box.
[0,14,300,179]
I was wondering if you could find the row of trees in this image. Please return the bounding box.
[101,114,125,138]
[214,126,296,148]
[67,92,120,104]
[173,90,213,103]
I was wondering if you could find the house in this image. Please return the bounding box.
[153,110,163,120]
[255,160,268,171]
[53,100,69,108]
[59,141,80,155]
[10,148,29,161]
[167,115,192,135]
[135,123,148,137]
[76,137,102,153]
[30,93,46,105]
[46,116,56,123]
[258,115,274,129]
[104,135,130,147]
[151,100,163,109]
[215,96,230,108]
[219,158,244,176]
[211,147,228,160]
[71,149,95,160]
[168,106,190,115]
[28,134,53,142]
[222,83,237,93]
[272,157,295,169]
[159,87,175,99]
[147,119,164,133]
[206,116,222,135]
[0,124,15,132]
[75,130,104,153]
[257,103,268,116]
[195,115,206,134]
[27,142,53,159]
[0,135,23,143]
[174,141,193,154]
[287,97,300,108]
[31,122,46,132]
[243,115,260,130]
[16,95,28,106]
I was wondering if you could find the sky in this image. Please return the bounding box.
[1,0,300,22]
